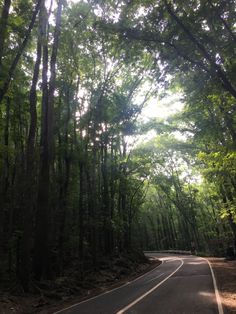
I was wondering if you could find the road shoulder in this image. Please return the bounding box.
[207,257,236,314]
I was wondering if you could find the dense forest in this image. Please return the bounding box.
[0,0,236,293]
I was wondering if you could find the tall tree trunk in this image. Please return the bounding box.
[57,87,71,275]
[20,24,42,291]
[101,137,111,254]
[109,138,116,253]
[87,145,98,269]
[119,137,128,251]
[0,0,11,70]
[0,97,10,263]
[0,0,41,104]
[78,162,84,266]
[34,0,63,280]
[33,0,50,281]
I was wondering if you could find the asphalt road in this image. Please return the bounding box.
[54,253,222,314]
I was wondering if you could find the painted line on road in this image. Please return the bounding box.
[165,258,179,263]
[116,258,184,314]
[145,272,164,284]
[202,258,224,314]
[122,259,164,285]
[53,259,163,314]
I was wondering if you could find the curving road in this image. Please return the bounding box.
[54,253,223,314]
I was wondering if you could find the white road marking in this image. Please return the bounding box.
[53,260,163,314]
[145,272,164,284]
[165,259,179,263]
[116,258,184,314]
[202,258,224,314]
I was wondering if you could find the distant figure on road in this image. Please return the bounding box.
[191,242,196,255]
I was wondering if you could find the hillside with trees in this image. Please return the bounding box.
[0,0,235,302]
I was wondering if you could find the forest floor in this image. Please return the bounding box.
[208,257,236,314]
[0,253,160,314]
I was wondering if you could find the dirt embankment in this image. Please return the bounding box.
[208,258,236,314]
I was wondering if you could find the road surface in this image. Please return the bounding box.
[54,253,222,314]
